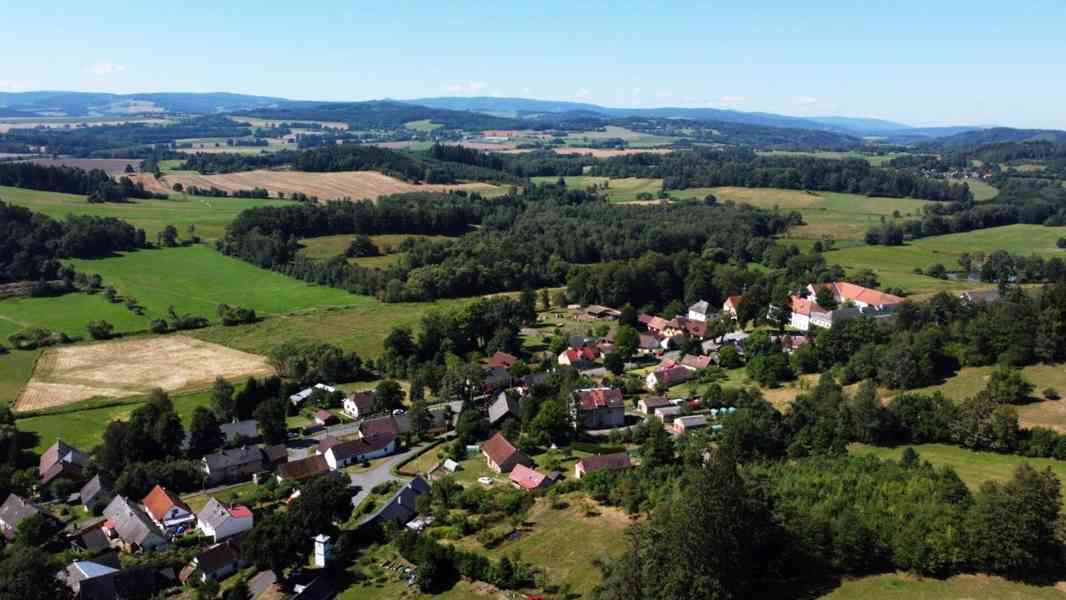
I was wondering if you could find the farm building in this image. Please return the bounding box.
[654,406,683,422]
[574,452,632,479]
[39,440,90,486]
[323,433,396,469]
[289,383,337,406]
[276,454,330,483]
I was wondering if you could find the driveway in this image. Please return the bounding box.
[347,441,436,510]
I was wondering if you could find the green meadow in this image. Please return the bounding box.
[821,573,1066,600]
[531,175,664,203]
[564,125,677,148]
[825,224,1066,293]
[850,443,1066,495]
[0,185,288,240]
[755,149,910,167]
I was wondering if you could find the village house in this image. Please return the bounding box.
[202,446,265,486]
[289,383,337,406]
[558,345,599,367]
[362,476,431,527]
[196,497,254,542]
[673,415,708,434]
[142,485,195,534]
[638,332,662,354]
[687,300,712,322]
[313,409,337,426]
[685,319,708,339]
[58,555,121,599]
[359,414,402,441]
[39,439,90,487]
[654,405,683,422]
[0,493,42,539]
[276,454,331,483]
[480,432,532,473]
[574,452,632,479]
[585,304,622,320]
[262,444,289,470]
[219,420,259,445]
[509,464,554,491]
[342,391,375,419]
[680,354,713,370]
[483,366,514,392]
[324,433,396,469]
[488,391,521,425]
[488,351,518,369]
[646,364,695,390]
[638,396,672,414]
[571,387,626,430]
[103,496,167,552]
[180,540,243,584]
[777,334,810,353]
[80,475,115,513]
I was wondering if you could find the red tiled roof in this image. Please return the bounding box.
[360,416,400,440]
[228,505,253,519]
[481,432,519,467]
[563,346,599,363]
[830,281,904,307]
[653,365,694,386]
[724,295,742,310]
[509,464,547,490]
[141,485,190,522]
[680,355,712,370]
[638,314,654,325]
[647,316,670,331]
[790,295,828,316]
[276,454,330,481]
[489,352,518,369]
[576,387,624,411]
[577,452,632,474]
[347,391,374,412]
[686,320,708,338]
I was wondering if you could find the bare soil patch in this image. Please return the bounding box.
[132,170,499,201]
[15,335,273,411]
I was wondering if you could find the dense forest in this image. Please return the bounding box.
[621,116,863,151]
[587,148,973,201]
[0,161,166,202]
[239,100,532,132]
[179,143,518,184]
[0,115,250,157]
[219,184,795,301]
[0,200,147,283]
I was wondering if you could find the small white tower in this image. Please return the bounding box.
[313,533,332,567]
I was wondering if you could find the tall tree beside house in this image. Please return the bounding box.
[613,325,639,359]
[539,288,551,312]
[814,286,838,310]
[373,380,405,414]
[640,418,676,470]
[255,398,288,445]
[519,286,537,323]
[212,376,236,421]
[187,407,224,457]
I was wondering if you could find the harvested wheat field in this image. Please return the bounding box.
[131,170,500,201]
[15,335,273,411]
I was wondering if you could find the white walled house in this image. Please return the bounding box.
[196,497,254,542]
[343,391,375,419]
[323,435,396,470]
[687,300,711,322]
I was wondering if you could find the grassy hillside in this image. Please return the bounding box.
[850,443,1066,494]
[825,224,1066,293]
[821,573,1066,599]
[0,185,288,240]
[531,175,664,203]
[66,245,358,324]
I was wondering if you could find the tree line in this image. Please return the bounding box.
[0,161,167,202]
[0,200,147,283]
[587,148,973,201]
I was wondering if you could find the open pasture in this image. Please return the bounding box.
[403,119,441,131]
[298,233,454,269]
[670,186,930,241]
[0,185,288,240]
[66,245,360,323]
[229,115,349,130]
[14,334,273,412]
[551,147,675,158]
[755,149,911,167]
[131,170,501,201]
[825,224,1066,293]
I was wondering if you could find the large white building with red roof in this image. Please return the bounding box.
[787,282,904,331]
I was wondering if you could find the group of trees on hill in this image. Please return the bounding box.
[0,115,251,157]
[0,200,147,283]
[0,162,167,202]
[587,148,973,201]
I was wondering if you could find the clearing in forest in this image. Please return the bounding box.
[15,335,273,412]
[130,170,501,201]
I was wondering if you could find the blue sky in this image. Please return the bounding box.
[2,1,1065,128]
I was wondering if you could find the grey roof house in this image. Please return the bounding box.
[0,494,42,539]
[80,475,115,512]
[488,391,521,425]
[362,476,431,528]
[103,495,166,551]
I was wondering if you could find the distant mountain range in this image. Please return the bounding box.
[2,91,1064,147]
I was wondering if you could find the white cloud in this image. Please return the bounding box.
[574,88,591,99]
[521,87,532,95]
[795,96,818,106]
[655,90,673,100]
[631,87,642,97]
[85,60,126,76]
[0,80,20,91]
[443,81,488,94]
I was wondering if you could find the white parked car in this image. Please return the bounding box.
[477,476,494,486]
